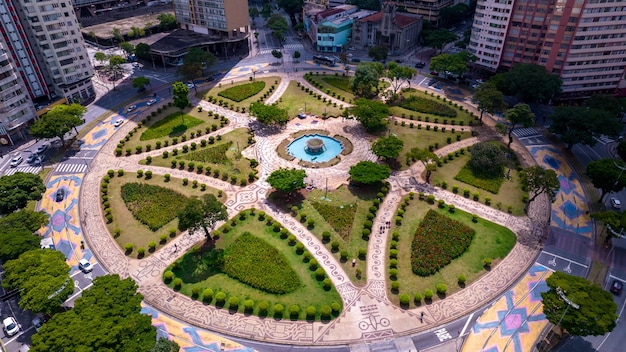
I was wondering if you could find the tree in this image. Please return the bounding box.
[29,104,86,146]
[132,76,150,92]
[177,194,227,243]
[349,161,391,185]
[129,26,145,38]
[271,49,283,62]
[406,147,439,183]
[372,135,404,162]
[30,275,157,352]
[267,14,289,41]
[107,55,127,90]
[294,22,305,33]
[135,43,151,60]
[119,42,135,56]
[548,106,623,151]
[439,4,469,27]
[277,0,304,26]
[250,102,289,124]
[261,3,272,20]
[0,209,48,262]
[520,166,559,211]
[586,158,626,203]
[386,62,417,94]
[267,168,307,195]
[172,81,190,123]
[293,50,301,61]
[468,143,505,179]
[158,13,178,30]
[503,103,534,148]
[472,82,507,124]
[351,98,388,133]
[180,47,217,82]
[2,249,72,315]
[503,63,562,102]
[111,28,123,43]
[94,52,108,67]
[541,271,617,337]
[429,51,475,78]
[152,338,180,352]
[368,45,388,61]
[351,62,384,98]
[424,30,458,53]
[585,94,626,119]
[590,210,621,243]
[249,7,259,26]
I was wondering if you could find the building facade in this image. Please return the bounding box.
[305,5,376,53]
[395,0,466,27]
[469,0,626,99]
[172,0,249,40]
[352,2,422,55]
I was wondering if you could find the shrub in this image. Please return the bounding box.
[124,243,133,253]
[436,283,447,294]
[322,231,331,242]
[228,296,240,308]
[289,304,301,316]
[321,305,332,317]
[258,301,269,313]
[389,268,398,278]
[483,258,492,267]
[315,267,325,280]
[358,248,366,260]
[400,294,410,305]
[458,274,467,284]
[172,278,182,288]
[391,282,400,291]
[414,293,422,304]
[331,241,339,252]
[163,271,174,282]
[148,241,156,251]
[424,289,433,300]
[274,304,284,316]
[215,291,227,304]
[331,302,341,314]
[159,234,168,244]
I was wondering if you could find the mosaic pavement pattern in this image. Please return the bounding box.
[462,264,551,352]
[529,145,592,237]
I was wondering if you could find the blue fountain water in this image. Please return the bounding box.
[287,134,344,163]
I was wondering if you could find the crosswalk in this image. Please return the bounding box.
[595,135,615,145]
[4,165,42,176]
[55,163,88,174]
[283,44,304,50]
[259,49,278,55]
[512,127,540,138]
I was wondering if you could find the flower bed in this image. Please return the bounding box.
[310,201,356,241]
[222,232,301,294]
[140,112,204,141]
[121,183,188,231]
[398,96,457,118]
[218,81,266,102]
[411,210,475,276]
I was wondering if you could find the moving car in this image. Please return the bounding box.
[127,105,137,112]
[186,82,195,88]
[146,98,157,106]
[415,62,426,68]
[55,188,65,202]
[113,118,124,127]
[10,155,23,167]
[610,197,621,209]
[35,144,48,155]
[610,279,623,295]
[3,317,19,337]
[78,258,93,273]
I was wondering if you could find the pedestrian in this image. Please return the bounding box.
[174,244,178,252]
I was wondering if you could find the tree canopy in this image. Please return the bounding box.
[504,103,534,148]
[503,63,562,102]
[152,338,180,352]
[30,275,157,352]
[172,81,190,113]
[180,48,217,81]
[586,158,626,203]
[135,43,151,60]
[351,62,384,98]
[351,98,389,133]
[119,42,135,55]
[2,249,72,315]
[541,271,617,337]
[429,51,475,77]
[406,147,439,183]
[0,172,46,215]
[177,194,227,243]
[250,102,289,124]
[520,166,559,209]
[468,143,505,179]
[548,106,623,151]
[132,76,150,92]
[157,13,178,30]
[472,82,507,123]
[349,161,391,185]
[267,14,289,42]
[29,103,86,145]
[277,0,304,26]
[0,209,48,262]
[585,94,626,119]
[368,45,389,61]
[94,52,108,66]
[424,30,458,53]
[386,62,417,94]
[267,168,307,195]
[372,135,404,162]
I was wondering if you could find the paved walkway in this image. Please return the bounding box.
[69,70,550,347]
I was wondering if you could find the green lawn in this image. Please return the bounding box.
[200,76,281,111]
[104,172,223,258]
[304,72,389,103]
[119,105,229,155]
[389,89,475,126]
[218,81,266,102]
[387,196,516,306]
[145,128,257,186]
[431,148,527,216]
[165,209,343,321]
[275,81,345,117]
[385,121,472,170]
[269,184,384,286]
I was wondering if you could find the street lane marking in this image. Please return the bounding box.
[460,312,474,336]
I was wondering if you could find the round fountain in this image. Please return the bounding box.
[287,134,344,163]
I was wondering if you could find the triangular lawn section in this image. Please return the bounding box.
[310,201,357,241]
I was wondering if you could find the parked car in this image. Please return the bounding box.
[32,317,43,332]
[114,118,124,127]
[127,105,136,112]
[27,153,37,163]
[351,58,361,63]
[610,279,623,295]
[611,197,621,209]
[78,258,93,273]
[430,71,439,76]
[36,155,46,164]
[186,83,196,88]
[146,98,157,106]
[415,62,426,68]
[10,155,23,167]
[3,317,19,337]
[55,188,65,202]
[35,144,48,155]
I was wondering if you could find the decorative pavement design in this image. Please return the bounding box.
[529,146,592,237]
[462,264,551,352]
[223,63,271,80]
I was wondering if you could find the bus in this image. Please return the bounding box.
[313,55,336,67]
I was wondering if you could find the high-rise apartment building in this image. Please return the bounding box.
[395,0,465,27]
[172,0,249,40]
[469,0,626,99]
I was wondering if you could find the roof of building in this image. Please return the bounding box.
[356,11,420,28]
[149,29,247,55]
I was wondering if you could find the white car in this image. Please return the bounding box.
[127,105,137,112]
[78,258,93,273]
[3,317,19,337]
[113,119,124,127]
[146,98,157,106]
[35,144,48,155]
[10,155,23,167]
[611,197,621,209]
[186,83,195,88]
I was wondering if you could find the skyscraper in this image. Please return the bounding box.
[172,0,249,40]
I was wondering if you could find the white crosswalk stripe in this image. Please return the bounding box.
[55,163,87,174]
[512,127,540,138]
[595,135,615,145]
[259,49,278,55]
[283,44,304,50]
[4,165,42,176]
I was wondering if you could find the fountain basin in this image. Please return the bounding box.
[287,134,343,163]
